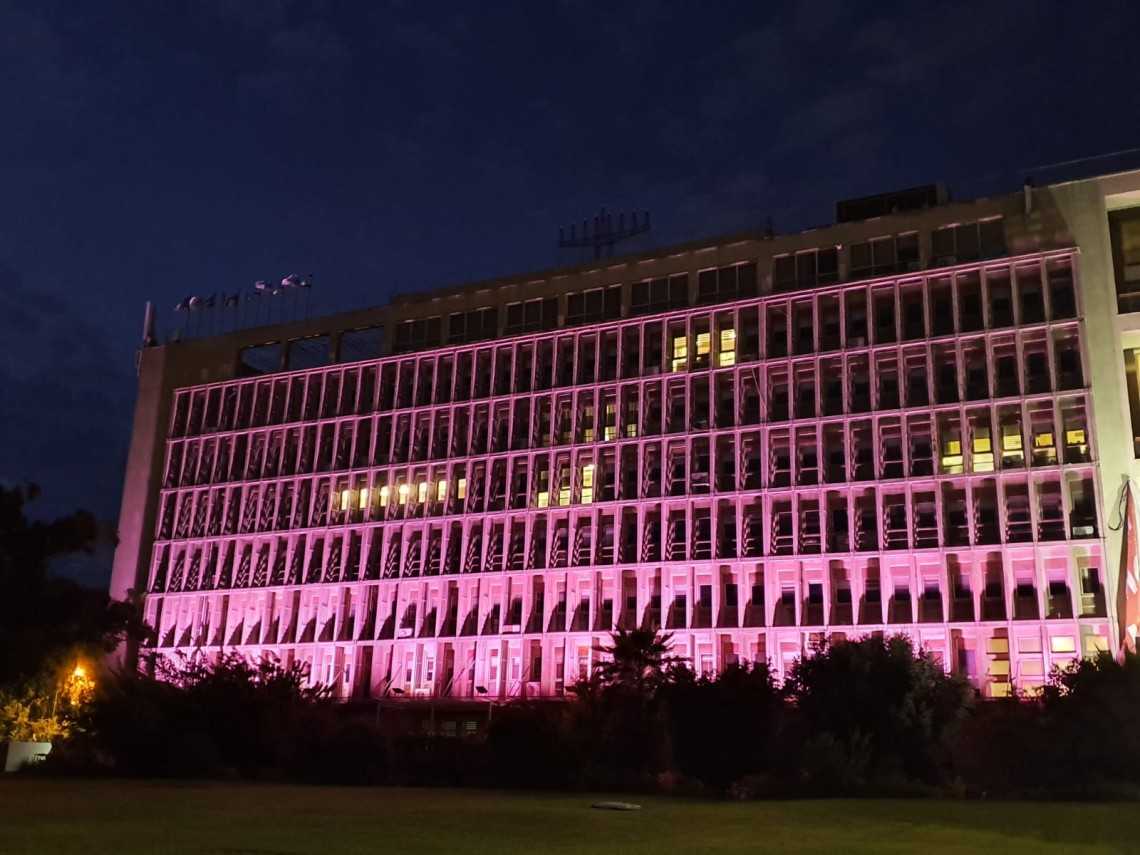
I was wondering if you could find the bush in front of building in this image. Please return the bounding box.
[780,635,975,794]
[661,661,783,794]
[37,631,1140,798]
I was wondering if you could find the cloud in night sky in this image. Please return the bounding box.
[2,0,1140,585]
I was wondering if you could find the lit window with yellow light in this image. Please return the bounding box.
[971,427,994,473]
[558,468,571,506]
[1001,423,1024,466]
[358,488,370,510]
[398,483,410,505]
[339,489,352,512]
[940,436,963,474]
[457,477,467,500]
[1033,429,1057,464]
[696,331,711,356]
[604,403,617,441]
[437,480,448,501]
[418,481,428,503]
[1065,428,1088,458]
[581,463,595,504]
[719,328,736,366]
[672,335,688,371]
[1050,635,1076,654]
[379,485,390,507]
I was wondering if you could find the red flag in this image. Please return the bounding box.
[1118,482,1140,656]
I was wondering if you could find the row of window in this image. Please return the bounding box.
[160,396,1094,538]
[148,534,1103,640]
[155,464,1101,597]
[388,219,1011,355]
[164,349,1091,496]
[175,257,1080,441]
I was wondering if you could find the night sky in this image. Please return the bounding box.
[4,1,1140,585]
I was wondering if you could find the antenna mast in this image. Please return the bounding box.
[559,207,651,260]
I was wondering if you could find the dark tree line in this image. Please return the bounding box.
[0,484,142,689]
[31,624,1140,798]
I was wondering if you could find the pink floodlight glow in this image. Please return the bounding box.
[138,248,1110,701]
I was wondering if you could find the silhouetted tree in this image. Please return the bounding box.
[663,661,782,792]
[0,484,141,687]
[592,627,683,695]
[782,634,973,790]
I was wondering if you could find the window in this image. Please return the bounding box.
[566,285,621,326]
[849,233,920,278]
[505,297,558,333]
[632,274,688,315]
[581,464,595,504]
[239,341,284,376]
[772,248,839,292]
[696,262,758,304]
[695,331,711,359]
[671,335,688,372]
[393,317,441,353]
[1051,635,1076,654]
[719,328,736,367]
[1109,208,1140,312]
[287,335,333,369]
[448,308,497,344]
[931,218,1005,266]
[338,325,384,362]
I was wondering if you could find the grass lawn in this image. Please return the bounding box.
[0,779,1136,854]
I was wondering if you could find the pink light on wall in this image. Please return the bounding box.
[137,249,1111,702]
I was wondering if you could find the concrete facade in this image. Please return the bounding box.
[112,170,1140,699]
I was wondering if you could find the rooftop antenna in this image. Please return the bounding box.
[559,207,651,260]
[141,301,157,347]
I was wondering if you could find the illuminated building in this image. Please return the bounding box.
[112,168,1140,700]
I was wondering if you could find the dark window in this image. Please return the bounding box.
[505,298,557,334]
[288,334,332,368]
[932,218,1005,267]
[850,233,920,279]
[239,341,284,376]
[773,255,796,292]
[338,326,384,362]
[725,584,738,607]
[631,275,688,315]
[567,285,621,326]
[696,263,758,305]
[773,249,837,293]
[448,308,497,345]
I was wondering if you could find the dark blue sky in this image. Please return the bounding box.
[3,0,1140,583]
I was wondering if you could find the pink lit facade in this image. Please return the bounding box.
[134,246,1112,702]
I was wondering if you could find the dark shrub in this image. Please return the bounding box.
[486,702,574,789]
[663,662,781,793]
[783,634,973,790]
